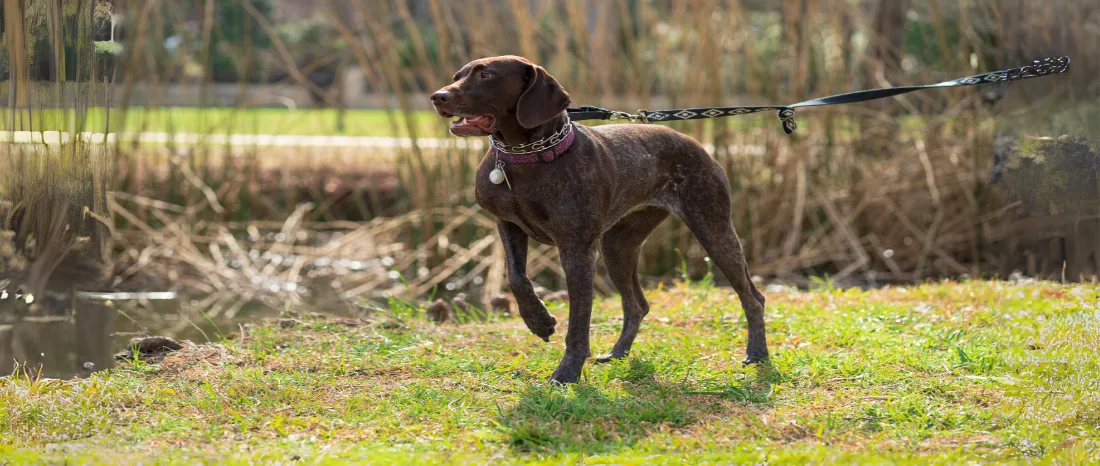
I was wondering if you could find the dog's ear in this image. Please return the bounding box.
[516,64,571,129]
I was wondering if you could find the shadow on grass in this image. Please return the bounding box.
[496,358,783,454]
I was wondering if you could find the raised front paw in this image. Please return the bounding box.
[519,305,557,341]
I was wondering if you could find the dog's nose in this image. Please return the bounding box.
[430,90,453,105]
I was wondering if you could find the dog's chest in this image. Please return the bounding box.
[474,167,557,242]
[474,180,511,219]
[476,182,550,222]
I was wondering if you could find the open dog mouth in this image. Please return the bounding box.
[444,113,496,136]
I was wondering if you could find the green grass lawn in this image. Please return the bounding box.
[1,107,447,138]
[3,279,1098,464]
[0,106,871,140]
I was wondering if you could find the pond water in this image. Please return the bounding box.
[0,286,482,380]
[0,293,336,380]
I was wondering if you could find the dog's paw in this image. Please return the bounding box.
[741,349,770,366]
[594,351,627,364]
[548,373,579,385]
[522,313,557,342]
[548,356,585,384]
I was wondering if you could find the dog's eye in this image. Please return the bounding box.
[479,71,494,79]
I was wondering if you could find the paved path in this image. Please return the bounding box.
[0,130,765,155]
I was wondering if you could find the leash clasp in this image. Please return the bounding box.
[608,111,634,121]
[608,110,650,123]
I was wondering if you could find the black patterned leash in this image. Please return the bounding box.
[567,56,1070,134]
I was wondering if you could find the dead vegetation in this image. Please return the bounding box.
[3,0,1098,315]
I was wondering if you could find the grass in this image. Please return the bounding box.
[1,107,444,138]
[2,279,1099,464]
[1,106,901,140]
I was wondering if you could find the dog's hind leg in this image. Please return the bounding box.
[674,165,769,364]
[595,206,670,363]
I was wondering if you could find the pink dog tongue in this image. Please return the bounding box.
[464,115,493,131]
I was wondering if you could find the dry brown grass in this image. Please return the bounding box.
[7,1,1098,310]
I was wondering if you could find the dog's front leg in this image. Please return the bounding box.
[548,244,597,384]
[497,220,557,341]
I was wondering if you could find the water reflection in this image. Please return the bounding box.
[0,292,268,379]
[0,286,483,380]
[1,297,116,379]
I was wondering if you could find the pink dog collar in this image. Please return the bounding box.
[489,124,576,164]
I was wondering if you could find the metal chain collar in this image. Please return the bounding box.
[488,117,574,154]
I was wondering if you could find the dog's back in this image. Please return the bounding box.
[583,123,729,216]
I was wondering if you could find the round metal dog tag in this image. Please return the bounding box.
[489,168,505,184]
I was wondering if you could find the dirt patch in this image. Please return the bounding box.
[114,339,237,379]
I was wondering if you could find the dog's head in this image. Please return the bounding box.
[431,55,571,137]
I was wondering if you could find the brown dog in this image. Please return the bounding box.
[431,55,768,384]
